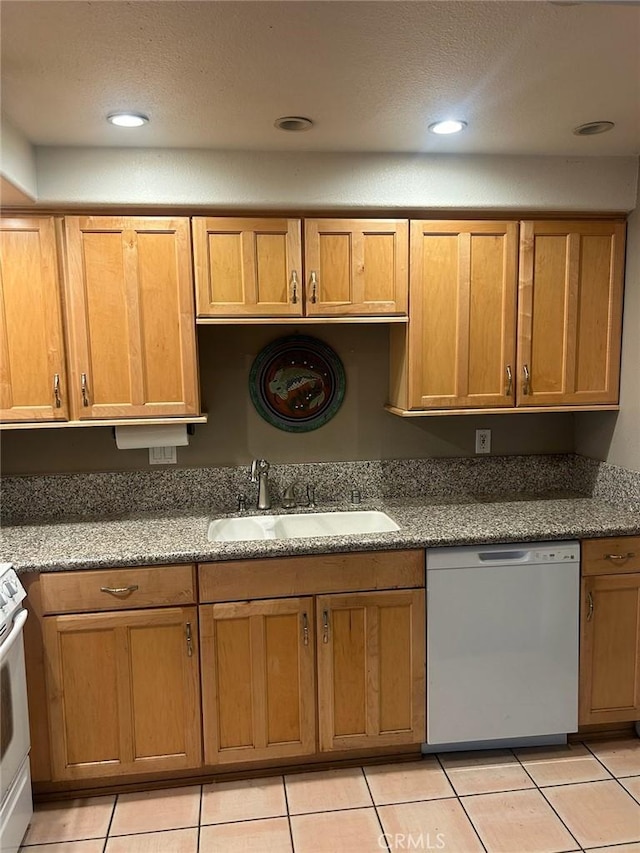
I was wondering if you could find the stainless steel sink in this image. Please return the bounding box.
[207,510,399,542]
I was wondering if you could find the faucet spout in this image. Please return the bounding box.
[250,459,272,510]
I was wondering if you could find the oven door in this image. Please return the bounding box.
[0,610,30,807]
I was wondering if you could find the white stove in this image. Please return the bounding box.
[0,564,32,853]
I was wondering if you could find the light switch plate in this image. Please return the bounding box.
[149,446,177,465]
[475,429,491,454]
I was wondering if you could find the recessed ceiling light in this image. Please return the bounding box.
[428,120,467,135]
[573,121,615,136]
[274,116,314,132]
[107,112,149,128]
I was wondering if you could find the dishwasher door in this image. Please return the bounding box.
[426,541,579,747]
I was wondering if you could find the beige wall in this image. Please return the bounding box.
[575,164,640,472]
[1,325,575,476]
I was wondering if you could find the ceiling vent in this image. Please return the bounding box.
[573,121,615,136]
[274,116,314,132]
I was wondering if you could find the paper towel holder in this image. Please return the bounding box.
[111,423,197,442]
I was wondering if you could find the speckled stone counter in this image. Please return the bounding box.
[2,496,639,573]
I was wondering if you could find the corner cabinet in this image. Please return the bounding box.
[193,217,408,319]
[61,216,200,419]
[0,217,69,422]
[389,218,626,414]
[198,551,425,765]
[579,537,640,726]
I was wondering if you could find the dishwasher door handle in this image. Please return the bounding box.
[478,551,528,562]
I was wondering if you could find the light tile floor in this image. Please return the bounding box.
[20,738,640,853]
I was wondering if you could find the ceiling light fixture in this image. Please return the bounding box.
[274,116,314,132]
[107,112,149,128]
[573,121,615,136]
[428,120,467,135]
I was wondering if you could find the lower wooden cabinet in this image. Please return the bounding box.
[44,606,202,780]
[317,590,425,751]
[579,536,640,727]
[579,572,640,725]
[200,587,426,764]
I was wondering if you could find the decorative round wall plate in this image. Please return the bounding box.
[249,335,346,432]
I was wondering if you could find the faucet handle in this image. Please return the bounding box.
[306,484,316,508]
[250,458,270,482]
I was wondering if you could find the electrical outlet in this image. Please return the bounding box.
[475,428,491,455]
[149,446,177,465]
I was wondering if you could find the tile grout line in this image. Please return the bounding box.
[360,765,391,853]
[196,783,203,853]
[581,738,640,804]
[435,752,489,853]
[282,774,296,853]
[101,793,118,852]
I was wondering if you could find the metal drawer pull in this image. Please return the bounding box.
[605,552,636,561]
[522,364,530,395]
[81,373,90,406]
[310,271,318,304]
[291,270,299,304]
[322,609,329,643]
[53,373,62,408]
[302,612,309,646]
[506,365,512,397]
[100,585,139,595]
[586,591,594,621]
[186,622,193,657]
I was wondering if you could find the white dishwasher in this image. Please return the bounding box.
[424,541,580,751]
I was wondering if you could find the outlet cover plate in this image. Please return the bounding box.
[475,429,491,454]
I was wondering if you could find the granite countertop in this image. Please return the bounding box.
[1,494,640,572]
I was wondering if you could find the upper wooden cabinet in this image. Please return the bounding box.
[62,216,200,419]
[193,217,408,319]
[0,217,69,422]
[517,221,625,407]
[304,219,408,317]
[402,220,518,410]
[389,218,626,414]
[193,218,303,317]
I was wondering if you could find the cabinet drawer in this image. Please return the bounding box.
[41,564,196,614]
[582,537,640,576]
[199,550,425,603]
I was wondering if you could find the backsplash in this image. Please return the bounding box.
[3,453,635,525]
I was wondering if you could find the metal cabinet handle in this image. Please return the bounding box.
[605,552,636,562]
[291,270,299,304]
[310,271,318,304]
[302,612,309,646]
[186,622,193,657]
[322,609,329,643]
[506,365,513,397]
[100,585,139,595]
[81,373,90,406]
[522,364,530,395]
[586,591,594,621]
[53,373,62,408]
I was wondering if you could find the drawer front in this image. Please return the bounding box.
[41,564,196,614]
[199,550,425,603]
[582,537,640,576]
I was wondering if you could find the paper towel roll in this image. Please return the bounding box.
[115,424,190,450]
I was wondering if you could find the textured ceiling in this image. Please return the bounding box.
[1,1,639,156]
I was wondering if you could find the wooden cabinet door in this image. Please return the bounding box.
[579,574,640,725]
[0,217,69,422]
[317,589,425,752]
[44,607,202,780]
[517,221,625,407]
[200,598,316,764]
[193,217,303,317]
[407,221,518,409]
[304,219,408,316]
[62,216,199,419]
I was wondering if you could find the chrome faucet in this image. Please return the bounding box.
[250,459,271,510]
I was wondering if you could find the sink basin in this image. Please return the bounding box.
[207,510,399,542]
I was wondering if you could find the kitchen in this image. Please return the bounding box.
[1,2,640,852]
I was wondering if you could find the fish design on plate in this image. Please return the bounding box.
[268,367,326,411]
